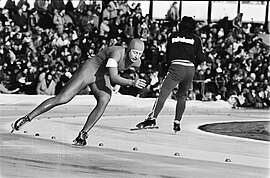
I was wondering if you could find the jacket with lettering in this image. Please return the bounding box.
[166,30,204,67]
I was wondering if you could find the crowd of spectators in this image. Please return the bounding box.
[0,0,269,109]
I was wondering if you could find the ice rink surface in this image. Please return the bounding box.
[0,94,269,178]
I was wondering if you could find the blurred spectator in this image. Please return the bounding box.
[36,71,57,95]
[12,7,27,31]
[254,24,266,34]
[102,3,111,21]
[137,16,150,42]
[51,0,65,11]
[242,23,252,36]
[1,9,12,27]
[124,17,134,43]
[17,0,30,10]
[0,80,19,93]
[166,2,179,31]
[52,32,70,48]
[4,0,16,17]
[217,16,231,37]
[38,9,53,29]
[249,41,262,59]
[28,8,39,31]
[34,0,48,12]
[118,0,129,16]
[53,8,65,35]
[65,0,74,13]
[134,3,142,17]
[107,1,118,21]
[76,0,87,15]
[232,13,243,38]
[91,11,99,33]
[81,9,95,35]
[108,16,121,41]
[99,17,110,42]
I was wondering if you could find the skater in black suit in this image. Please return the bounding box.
[136,16,204,133]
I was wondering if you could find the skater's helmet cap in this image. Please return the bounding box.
[127,38,144,52]
[179,16,196,31]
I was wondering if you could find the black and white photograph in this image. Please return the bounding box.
[0,0,269,177]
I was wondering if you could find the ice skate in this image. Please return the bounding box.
[135,118,157,130]
[135,112,156,128]
[173,120,181,134]
[72,131,88,146]
[11,116,31,133]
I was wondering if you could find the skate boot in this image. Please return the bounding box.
[173,120,181,133]
[73,131,88,146]
[136,118,156,129]
[11,115,31,133]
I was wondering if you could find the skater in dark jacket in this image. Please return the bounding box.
[136,16,204,133]
[11,39,146,146]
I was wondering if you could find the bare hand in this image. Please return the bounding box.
[134,78,146,89]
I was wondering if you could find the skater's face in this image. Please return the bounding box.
[129,49,143,63]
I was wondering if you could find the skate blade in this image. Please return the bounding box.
[130,126,159,131]
[71,143,86,147]
[10,123,15,133]
[173,129,181,134]
[72,140,86,147]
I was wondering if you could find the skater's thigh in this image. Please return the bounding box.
[56,65,94,102]
[159,74,179,99]
[176,68,194,97]
[90,75,112,101]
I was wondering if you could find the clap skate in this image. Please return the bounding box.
[130,116,158,131]
[173,120,181,134]
[136,119,156,128]
[72,131,88,146]
[11,116,31,133]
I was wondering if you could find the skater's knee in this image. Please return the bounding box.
[54,94,72,105]
[176,93,187,101]
[97,95,111,106]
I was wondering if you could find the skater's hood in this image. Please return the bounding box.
[127,39,145,52]
[179,16,196,32]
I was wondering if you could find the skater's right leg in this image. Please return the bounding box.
[73,76,112,146]
[150,74,179,119]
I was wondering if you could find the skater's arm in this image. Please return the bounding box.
[108,66,134,86]
[107,60,146,89]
